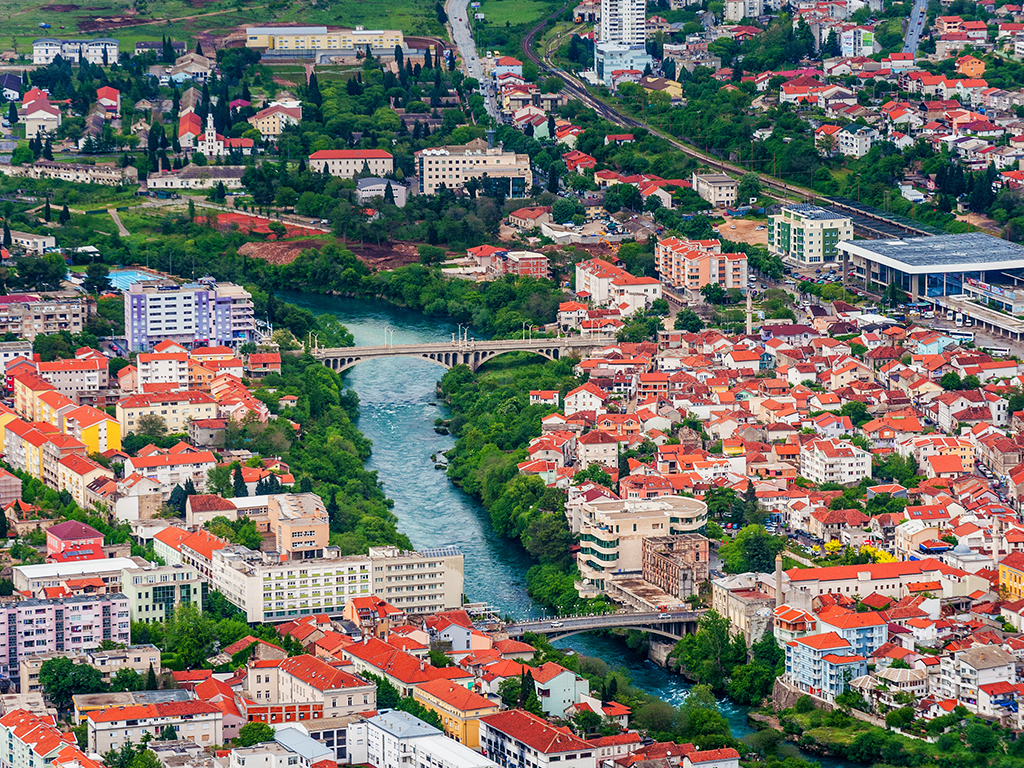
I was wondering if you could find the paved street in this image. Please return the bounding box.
[446,0,499,119]
[903,0,928,54]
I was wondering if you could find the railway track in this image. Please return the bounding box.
[519,12,937,240]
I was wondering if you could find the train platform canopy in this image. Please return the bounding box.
[839,233,1024,274]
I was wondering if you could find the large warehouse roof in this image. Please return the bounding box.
[839,234,1024,274]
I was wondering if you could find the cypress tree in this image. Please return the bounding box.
[146,663,158,690]
[233,466,248,497]
[43,200,50,222]
[2,221,9,247]
[59,204,70,225]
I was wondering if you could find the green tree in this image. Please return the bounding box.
[700,283,728,304]
[737,173,761,203]
[59,204,70,225]
[129,750,161,768]
[136,413,167,438]
[674,309,704,332]
[232,465,248,497]
[146,663,158,690]
[164,603,215,668]
[235,721,275,747]
[109,667,145,692]
[718,525,784,573]
[940,372,963,390]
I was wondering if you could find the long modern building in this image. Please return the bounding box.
[838,233,1024,341]
[210,544,465,622]
[245,26,404,54]
[32,37,119,65]
[124,277,254,351]
[415,139,532,197]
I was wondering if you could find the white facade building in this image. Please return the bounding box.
[800,439,871,485]
[348,711,500,768]
[32,38,120,65]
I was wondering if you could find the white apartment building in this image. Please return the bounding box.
[136,351,190,391]
[229,728,334,768]
[116,391,219,436]
[724,0,763,21]
[768,205,853,265]
[124,278,254,352]
[599,0,645,45]
[0,294,85,340]
[896,435,974,466]
[32,37,120,65]
[575,496,709,597]
[36,358,108,397]
[691,173,738,207]
[415,139,532,197]
[121,449,217,496]
[9,231,56,255]
[308,149,394,178]
[87,700,223,753]
[838,124,879,158]
[210,544,465,622]
[800,439,871,486]
[574,257,662,311]
[939,646,1016,703]
[480,710,596,768]
[348,711,500,768]
[0,710,98,768]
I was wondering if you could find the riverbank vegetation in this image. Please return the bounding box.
[669,611,784,706]
[777,697,1024,768]
[439,354,616,613]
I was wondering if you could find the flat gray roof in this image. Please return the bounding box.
[839,233,1024,274]
[784,204,847,221]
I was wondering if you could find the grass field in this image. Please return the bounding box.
[1,0,444,58]
[476,0,554,28]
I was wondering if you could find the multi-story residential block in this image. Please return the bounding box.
[529,662,590,719]
[124,278,254,352]
[7,159,138,186]
[208,543,464,622]
[939,645,1016,703]
[413,679,500,748]
[415,139,533,197]
[784,559,989,603]
[655,237,747,298]
[348,710,500,768]
[800,438,871,485]
[0,709,101,768]
[309,149,394,178]
[480,709,596,768]
[241,654,376,723]
[691,173,737,207]
[0,592,131,676]
[64,405,121,453]
[0,293,86,340]
[815,607,888,657]
[768,205,853,265]
[838,124,879,157]
[725,0,763,20]
[574,258,662,313]
[20,645,160,694]
[245,26,404,53]
[35,358,107,397]
[87,700,223,753]
[136,351,191,391]
[32,37,119,65]
[599,0,644,44]
[785,632,866,702]
[120,563,204,623]
[576,496,708,598]
[711,572,777,645]
[116,391,218,436]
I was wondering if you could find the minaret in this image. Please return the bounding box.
[204,113,216,154]
[746,286,753,336]
[775,553,784,609]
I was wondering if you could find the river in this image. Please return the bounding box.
[282,293,849,766]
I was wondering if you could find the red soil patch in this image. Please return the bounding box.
[238,239,320,265]
[208,212,317,238]
[236,234,422,272]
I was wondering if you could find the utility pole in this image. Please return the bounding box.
[746,287,753,336]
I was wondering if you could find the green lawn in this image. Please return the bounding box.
[1,0,444,59]
[477,0,553,28]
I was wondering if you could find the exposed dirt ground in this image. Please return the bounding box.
[719,217,769,246]
[956,211,1003,235]
[238,238,424,271]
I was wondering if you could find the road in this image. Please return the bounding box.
[107,208,129,237]
[445,0,499,119]
[903,0,928,55]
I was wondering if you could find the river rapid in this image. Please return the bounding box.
[280,293,850,766]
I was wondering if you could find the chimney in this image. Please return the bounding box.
[775,554,784,609]
[486,129,496,149]
[419,660,425,671]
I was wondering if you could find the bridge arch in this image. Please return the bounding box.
[320,346,567,373]
[538,625,691,643]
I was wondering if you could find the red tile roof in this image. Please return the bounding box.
[480,709,591,753]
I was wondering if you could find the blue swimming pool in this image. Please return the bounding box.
[109,269,160,291]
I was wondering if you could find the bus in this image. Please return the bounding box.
[949,330,975,343]
[982,346,1011,357]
